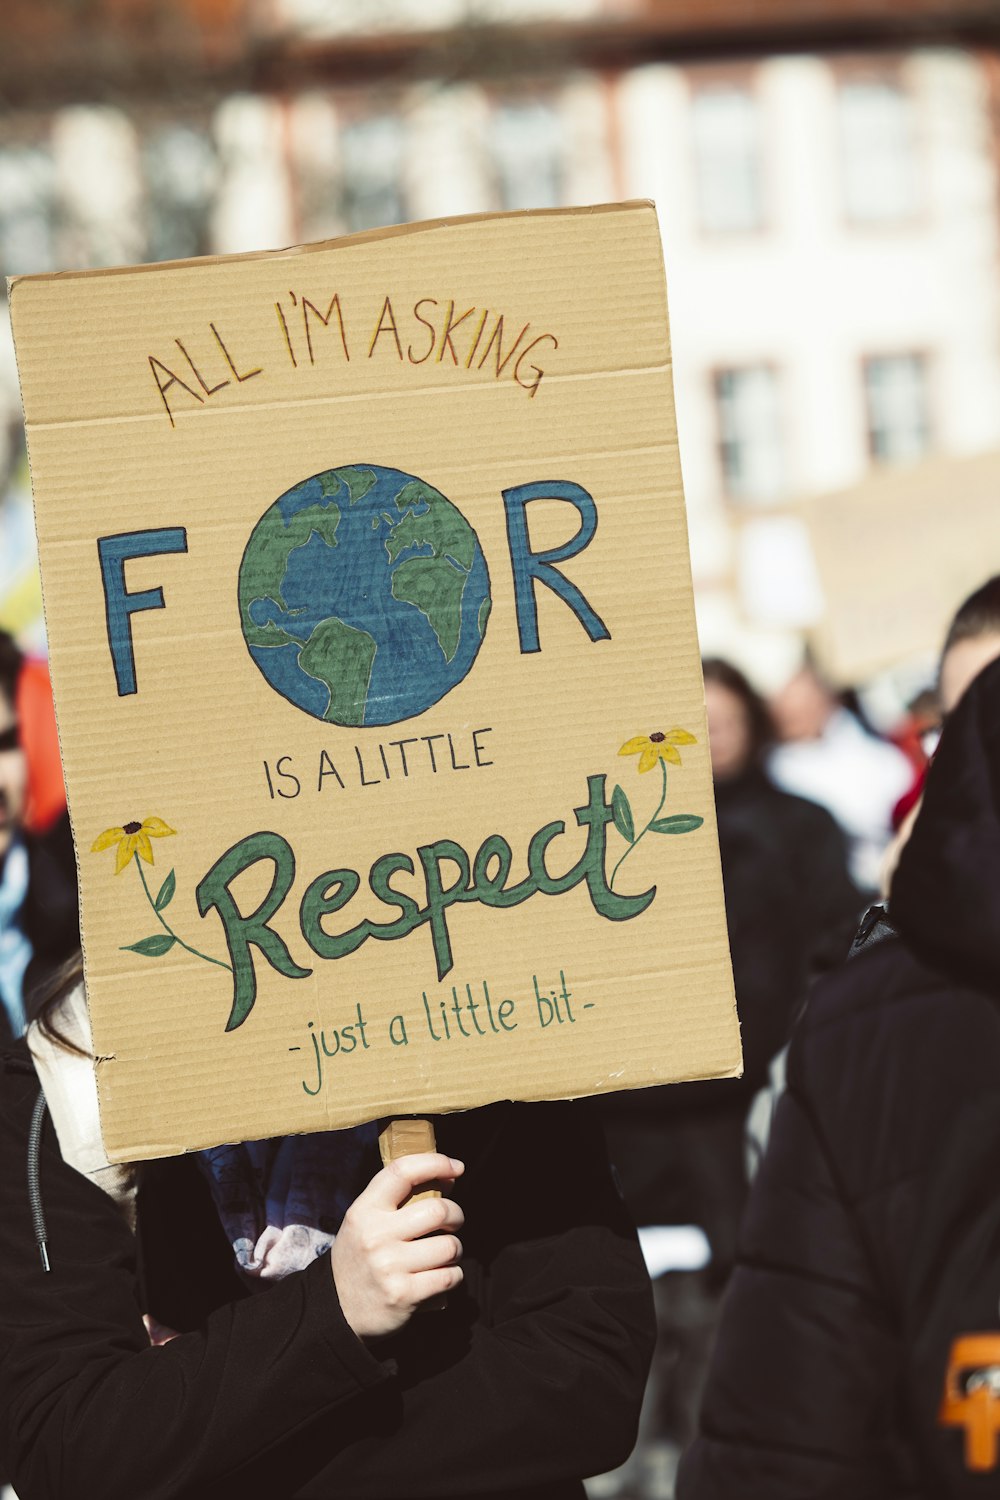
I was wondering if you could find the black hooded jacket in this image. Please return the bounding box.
[678,653,1000,1497]
[0,1070,653,1500]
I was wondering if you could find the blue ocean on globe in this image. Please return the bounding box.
[238,464,492,727]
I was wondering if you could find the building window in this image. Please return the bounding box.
[143,124,218,263]
[340,116,405,233]
[714,365,785,503]
[863,353,930,463]
[0,144,58,277]
[491,100,564,212]
[838,78,919,225]
[691,85,763,235]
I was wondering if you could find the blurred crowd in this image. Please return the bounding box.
[3,570,997,1498]
[590,577,1000,1498]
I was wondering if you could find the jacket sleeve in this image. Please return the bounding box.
[677,1079,904,1499]
[304,1099,656,1498]
[0,1070,393,1500]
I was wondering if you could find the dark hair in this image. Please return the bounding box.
[0,629,23,712]
[702,657,776,767]
[942,576,1000,657]
[30,951,88,1055]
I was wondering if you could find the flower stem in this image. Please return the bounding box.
[610,757,668,891]
[133,856,232,971]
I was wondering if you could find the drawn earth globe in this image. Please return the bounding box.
[238,464,492,728]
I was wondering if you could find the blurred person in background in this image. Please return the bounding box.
[881,575,1000,899]
[769,659,913,894]
[704,657,862,1080]
[0,631,78,1042]
[890,685,939,777]
[938,576,1000,719]
[678,589,1000,1498]
[600,660,859,1486]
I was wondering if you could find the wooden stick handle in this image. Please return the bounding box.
[378,1117,446,1311]
[378,1117,441,1203]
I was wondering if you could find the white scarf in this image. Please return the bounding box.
[27,982,138,1228]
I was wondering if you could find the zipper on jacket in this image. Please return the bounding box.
[28,1088,51,1272]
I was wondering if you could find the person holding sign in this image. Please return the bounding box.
[0,957,655,1500]
[679,636,1000,1494]
[3,202,739,1500]
[0,633,78,1043]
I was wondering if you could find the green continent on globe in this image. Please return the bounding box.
[239,497,342,649]
[323,466,377,506]
[387,481,477,570]
[391,557,468,664]
[298,615,377,727]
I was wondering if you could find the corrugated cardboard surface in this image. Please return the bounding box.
[11,202,741,1162]
[802,447,1000,685]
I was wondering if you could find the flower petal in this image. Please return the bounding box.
[666,727,697,745]
[618,737,649,757]
[662,743,683,766]
[638,744,660,773]
[92,826,126,853]
[141,817,176,839]
[134,832,155,865]
[115,835,137,874]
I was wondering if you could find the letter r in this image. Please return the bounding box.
[97,528,188,696]
[502,481,611,655]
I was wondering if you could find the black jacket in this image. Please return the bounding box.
[710,769,860,1097]
[603,772,858,1238]
[679,654,1000,1496]
[0,1057,654,1500]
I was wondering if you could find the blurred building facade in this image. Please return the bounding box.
[3,0,1000,680]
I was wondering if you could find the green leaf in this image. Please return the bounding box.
[154,869,176,912]
[612,784,635,843]
[650,814,704,835]
[122,934,176,957]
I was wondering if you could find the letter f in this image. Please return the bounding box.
[97,528,188,696]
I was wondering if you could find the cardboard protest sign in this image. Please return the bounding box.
[802,448,1000,685]
[11,202,740,1162]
